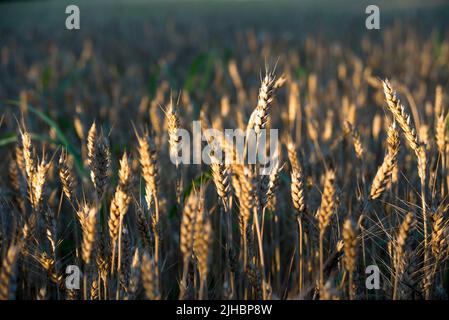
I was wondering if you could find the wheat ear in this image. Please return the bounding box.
[108,152,132,279]
[317,169,336,289]
[370,122,400,199]
[59,148,77,203]
[393,212,415,300]
[179,191,202,299]
[193,216,212,299]
[136,129,161,275]
[383,79,428,281]
[342,218,358,299]
[87,122,110,199]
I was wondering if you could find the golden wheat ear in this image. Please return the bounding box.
[59,147,77,203]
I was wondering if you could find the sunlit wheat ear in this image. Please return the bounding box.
[370,122,400,200]
[210,159,232,211]
[108,152,132,245]
[343,120,364,160]
[382,79,421,156]
[31,158,50,211]
[141,252,160,300]
[59,148,77,203]
[387,121,400,184]
[393,212,415,300]
[21,131,35,182]
[287,138,306,216]
[0,244,20,300]
[430,210,445,260]
[135,204,152,249]
[90,278,99,300]
[78,204,98,265]
[370,154,396,200]
[194,215,212,292]
[86,121,96,196]
[165,98,183,206]
[87,121,96,167]
[36,251,61,285]
[317,169,336,234]
[395,213,415,273]
[239,167,256,240]
[137,130,159,210]
[247,70,277,135]
[166,99,181,167]
[291,168,306,214]
[286,139,300,172]
[180,192,201,260]
[261,161,282,210]
[386,121,400,158]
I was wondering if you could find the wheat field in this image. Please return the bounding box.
[0,0,449,300]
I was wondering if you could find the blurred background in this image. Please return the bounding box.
[1,0,449,99]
